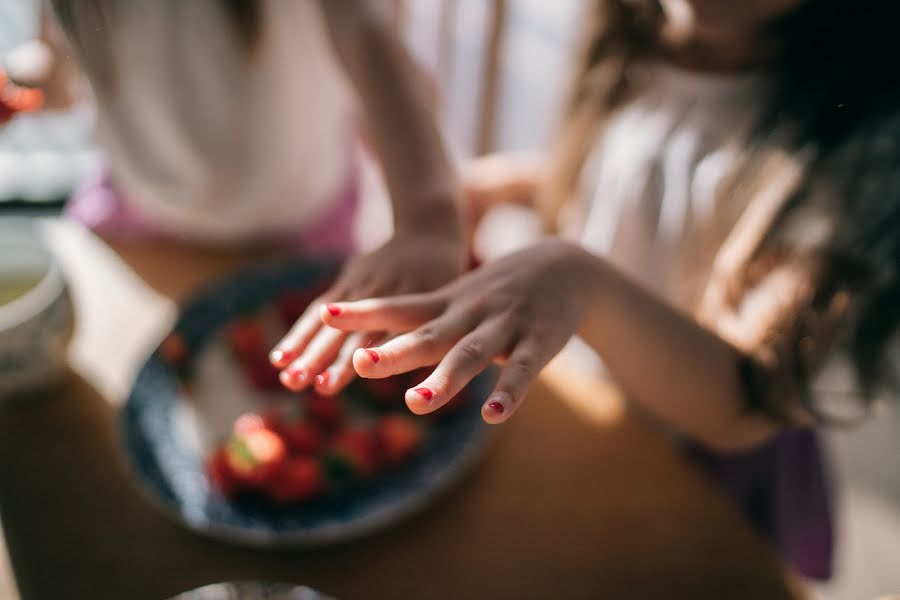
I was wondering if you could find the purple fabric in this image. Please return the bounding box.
[684,427,834,580]
[64,157,360,258]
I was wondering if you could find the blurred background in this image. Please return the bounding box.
[0,1,897,598]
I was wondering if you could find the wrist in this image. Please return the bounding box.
[558,242,611,326]
[393,193,466,243]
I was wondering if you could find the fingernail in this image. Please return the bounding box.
[488,401,505,414]
[314,372,330,387]
[280,368,306,390]
[325,303,341,317]
[366,349,380,364]
[269,349,295,368]
[412,387,433,401]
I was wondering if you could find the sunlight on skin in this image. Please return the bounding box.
[539,353,626,428]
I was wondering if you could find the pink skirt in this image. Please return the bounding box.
[65,158,361,258]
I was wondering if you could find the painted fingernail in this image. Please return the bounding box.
[269,349,295,368]
[325,303,341,317]
[412,387,433,401]
[280,368,306,390]
[366,349,380,364]
[488,401,505,414]
[314,372,330,387]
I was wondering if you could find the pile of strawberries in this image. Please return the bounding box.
[159,283,456,506]
[205,400,424,505]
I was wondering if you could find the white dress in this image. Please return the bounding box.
[87,0,355,243]
[562,63,766,374]
[568,62,899,409]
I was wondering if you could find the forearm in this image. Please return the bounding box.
[575,250,780,451]
[319,2,462,238]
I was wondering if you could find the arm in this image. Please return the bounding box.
[575,249,780,450]
[319,240,835,452]
[270,3,468,396]
[317,1,462,239]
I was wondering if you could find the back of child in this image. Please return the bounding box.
[49,0,360,252]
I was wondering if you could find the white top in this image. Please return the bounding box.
[91,0,355,242]
[567,63,899,405]
[559,63,767,377]
[571,63,764,312]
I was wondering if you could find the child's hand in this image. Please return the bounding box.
[270,228,466,396]
[318,240,595,423]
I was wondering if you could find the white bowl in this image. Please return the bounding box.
[0,218,73,398]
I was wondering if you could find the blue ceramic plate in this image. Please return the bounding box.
[121,259,494,547]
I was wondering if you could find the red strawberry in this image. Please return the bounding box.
[225,428,287,487]
[325,426,380,479]
[376,414,424,466]
[227,318,267,357]
[282,419,323,454]
[275,291,317,329]
[160,332,188,366]
[265,456,325,504]
[232,412,266,436]
[261,407,286,433]
[307,393,344,429]
[362,376,408,406]
[206,446,240,496]
[0,73,43,118]
[239,353,283,392]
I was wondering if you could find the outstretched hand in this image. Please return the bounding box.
[318,240,596,424]
[270,230,466,396]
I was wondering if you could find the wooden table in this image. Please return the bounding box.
[0,221,794,600]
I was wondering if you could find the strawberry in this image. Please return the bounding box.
[275,291,317,329]
[2,86,42,113]
[376,414,424,466]
[281,419,323,454]
[159,332,188,366]
[206,446,241,496]
[0,73,43,121]
[306,393,344,429]
[324,426,380,480]
[232,412,266,436]
[225,428,287,487]
[239,353,283,392]
[361,376,408,406]
[226,318,267,357]
[265,455,325,504]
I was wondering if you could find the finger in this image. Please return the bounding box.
[404,319,512,415]
[313,331,383,396]
[351,309,476,379]
[279,325,348,391]
[270,294,334,368]
[480,337,550,424]
[321,293,445,333]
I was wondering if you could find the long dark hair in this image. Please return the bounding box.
[49,0,263,91]
[542,0,900,420]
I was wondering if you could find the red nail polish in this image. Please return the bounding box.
[488,401,505,414]
[285,368,306,386]
[315,372,330,386]
[325,304,341,317]
[366,349,380,363]
[413,387,433,401]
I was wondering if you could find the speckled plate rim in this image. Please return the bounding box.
[119,258,496,548]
